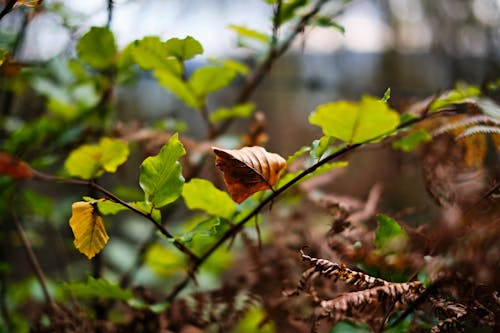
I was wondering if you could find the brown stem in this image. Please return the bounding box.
[30,172,201,265]
[0,0,16,21]
[216,0,329,136]
[11,212,56,310]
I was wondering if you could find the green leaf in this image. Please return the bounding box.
[234,307,275,333]
[286,146,310,165]
[182,178,237,219]
[77,27,116,70]
[145,243,186,277]
[429,83,480,112]
[64,276,132,301]
[188,66,237,97]
[228,25,270,43]
[381,87,391,102]
[210,103,255,123]
[155,70,200,108]
[130,36,181,75]
[315,17,345,34]
[65,137,129,179]
[375,214,409,253]
[164,36,203,61]
[310,135,334,159]
[331,321,371,333]
[0,49,7,66]
[131,201,162,223]
[278,0,309,25]
[309,96,400,144]
[219,59,250,75]
[139,133,185,208]
[392,129,431,152]
[178,217,231,254]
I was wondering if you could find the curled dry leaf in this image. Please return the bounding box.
[213,146,286,203]
[0,152,33,179]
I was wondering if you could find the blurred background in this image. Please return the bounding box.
[2,0,499,153]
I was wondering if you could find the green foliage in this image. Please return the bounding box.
[309,96,400,144]
[331,321,371,333]
[164,36,203,61]
[130,36,182,74]
[310,135,334,159]
[381,87,391,102]
[189,65,237,97]
[182,178,237,219]
[65,137,129,179]
[63,276,132,301]
[178,217,231,252]
[210,103,255,123]
[77,27,117,70]
[228,25,270,43]
[145,243,186,277]
[430,83,481,111]
[375,214,409,254]
[278,0,309,26]
[154,70,199,108]
[139,133,185,208]
[0,49,7,65]
[234,307,275,333]
[315,16,345,33]
[392,129,431,152]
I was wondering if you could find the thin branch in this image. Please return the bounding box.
[11,212,56,311]
[106,0,114,28]
[30,171,201,265]
[0,0,17,21]
[216,0,329,136]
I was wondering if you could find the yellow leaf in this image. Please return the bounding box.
[69,202,109,259]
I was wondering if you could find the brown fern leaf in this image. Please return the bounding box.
[300,252,388,289]
[317,281,423,326]
[168,289,262,330]
[429,296,468,333]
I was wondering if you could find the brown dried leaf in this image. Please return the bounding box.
[213,146,286,203]
[0,152,33,179]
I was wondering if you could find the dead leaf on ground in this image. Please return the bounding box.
[213,146,286,203]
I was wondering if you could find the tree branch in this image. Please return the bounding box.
[11,212,56,311]
[0,0,17,21]
[30,171,201,265]
[216,0,329,136]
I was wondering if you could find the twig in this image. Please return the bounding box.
[106,0,114,28]
[11,212,56,311]
[0,0,16,21]
[216,0,330,136]
[30,171,201,265]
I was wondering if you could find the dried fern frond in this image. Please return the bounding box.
[168,289,262,329]
[456,125,500,139]
[299,252,388,289]
[318,281,423,323]
[429,296,468,333]
[432,115,500,137]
